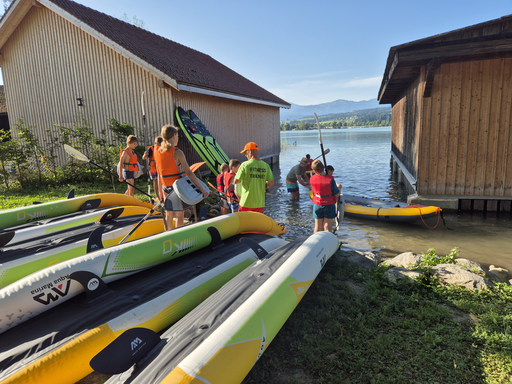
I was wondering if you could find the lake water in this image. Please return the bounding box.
[264,128,512,274]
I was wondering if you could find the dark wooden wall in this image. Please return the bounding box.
[393,57,512,197]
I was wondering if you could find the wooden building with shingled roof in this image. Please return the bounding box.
[378,15,512,212]
[0,0,290,167]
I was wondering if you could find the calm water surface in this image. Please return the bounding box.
[264,128,512,272]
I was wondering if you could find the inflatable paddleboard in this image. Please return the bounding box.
[0,193,154,230]
[0,234,287,384]
[0,206,160,248]
[0,211,165,289]
[0,212,285,334]
[175,107,230,175]
[96,232,339,384]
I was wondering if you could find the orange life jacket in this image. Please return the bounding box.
[148,146,157,173]
[310,174,336,205]
[120,149,138,171]
[153,147,184,187]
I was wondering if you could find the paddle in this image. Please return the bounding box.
[314,113,328,167]
[141,91,151,202]
[119,199,163,244]
[64,145,156,203]
[313,148,330,160]
[207,181,238,203]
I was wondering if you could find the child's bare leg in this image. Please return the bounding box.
[175,210,185,228]
[126,178,135,196]
[323,218,333,232]
[165,210,175,230]
[314,219,323,233]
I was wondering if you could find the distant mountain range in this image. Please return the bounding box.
[280,98,382,121]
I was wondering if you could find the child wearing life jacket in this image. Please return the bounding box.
[153,125,209,229]
[310,160,341,233]
[224,159,241,212]
[216,163,229,215]
[143,136,164,201]
[118,135,139,197]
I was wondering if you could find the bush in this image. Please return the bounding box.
[0,117,139,190]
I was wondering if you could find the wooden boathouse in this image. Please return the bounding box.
[378,15,512,212]
[0,0,290,167]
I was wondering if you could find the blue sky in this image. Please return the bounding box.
[2,0,511,105]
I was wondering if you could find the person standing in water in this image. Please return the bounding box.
[234,142,274,213]
[153,125,209,229]
[310,160,341,233]
[118,135,139,197]
[286,157,311,202]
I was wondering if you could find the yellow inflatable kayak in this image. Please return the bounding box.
[0,193,154,229]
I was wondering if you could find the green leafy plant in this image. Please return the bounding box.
[419,247,459,268]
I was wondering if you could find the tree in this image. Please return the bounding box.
[119,12,145,29]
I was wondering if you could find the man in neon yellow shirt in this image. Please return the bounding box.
[234,142,274,213]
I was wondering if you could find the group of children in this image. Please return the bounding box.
[216,160,241,214]
[118,125,209,230]
[118,130,342,234]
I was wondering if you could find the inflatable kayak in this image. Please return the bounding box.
[0,209,165,289]
[0,193,154,230]
[0,234,287,384]
[308,191,440,222]
[342,194,441,221]
[175,107,230,175]
[95,231,339,384]
[0,205,160,248]
[0,212,285,333]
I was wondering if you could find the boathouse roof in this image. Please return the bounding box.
[0,0,290,109]
[378,14,512,104]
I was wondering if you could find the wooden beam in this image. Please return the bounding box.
[378,52,399,103]
[32,0,43,7]
[423,58,441,98]
[399,38,512,63]
[157,79,171,88]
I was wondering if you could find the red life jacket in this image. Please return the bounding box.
[224,172,237,200]
[306,158,314,172]
[120,149,138,171]
[216,173,225,192]
[310,174,336,205]
[153,147,184,187]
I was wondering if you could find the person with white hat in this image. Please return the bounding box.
[286,157,312,202]
[233,142,274,213]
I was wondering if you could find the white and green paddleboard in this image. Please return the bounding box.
[0,212,285,334]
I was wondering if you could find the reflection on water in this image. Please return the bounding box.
[265,128,512,273]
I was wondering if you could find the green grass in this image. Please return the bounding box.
[0,178,219,210]
[242,261,512,384]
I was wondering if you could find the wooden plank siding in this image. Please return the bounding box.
[390,69,424,184]
[415,57,512,197]
[2,6,281,168]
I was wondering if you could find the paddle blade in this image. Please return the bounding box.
[189,161,206,173]
[64,144,90,162]
[90,328,161,375]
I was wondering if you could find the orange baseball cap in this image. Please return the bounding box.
[240,142,259,153]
